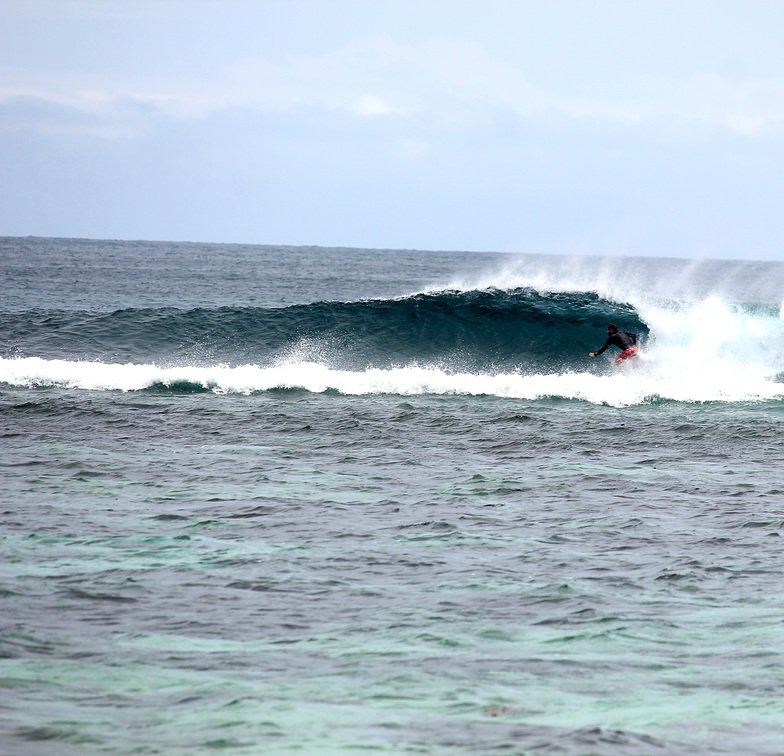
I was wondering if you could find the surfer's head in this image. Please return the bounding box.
[607,323,618,334]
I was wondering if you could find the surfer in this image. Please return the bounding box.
[589,323,639,368]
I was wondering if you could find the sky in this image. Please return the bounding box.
[1,0,784,260]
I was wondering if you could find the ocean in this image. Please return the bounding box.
[2,236,784,755]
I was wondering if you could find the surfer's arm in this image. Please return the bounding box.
[589,339,611,358]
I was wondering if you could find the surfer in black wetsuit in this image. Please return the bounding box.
[589,323,639,368]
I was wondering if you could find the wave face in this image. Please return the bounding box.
[1,288,644,374]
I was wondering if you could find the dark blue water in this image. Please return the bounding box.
[2,288,644,374]
[2,237,784,754]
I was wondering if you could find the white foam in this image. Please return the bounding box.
[2,355,782,407]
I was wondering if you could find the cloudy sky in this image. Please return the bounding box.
[2,0,784,259]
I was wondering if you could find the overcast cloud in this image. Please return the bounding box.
[2,0,783,259]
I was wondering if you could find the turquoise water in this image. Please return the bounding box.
[2,238,784,754]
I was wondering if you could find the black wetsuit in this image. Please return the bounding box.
[595,331,637,356]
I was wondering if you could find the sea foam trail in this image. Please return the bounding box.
[2,356,782,407]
